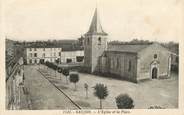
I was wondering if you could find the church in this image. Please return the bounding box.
[83,8,172,83]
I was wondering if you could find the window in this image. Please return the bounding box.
[98,37,101,45]
[154,54,157,59]
[110,58,113,69]
[66,59,72,63]
[128,60,131,72]
[34,53,37,57]
[112,59,116,69]
[34,59,37,63]
[87,38,90,45]
[29,53,32,57]
[29,48,32,51]
[54,52,56,56]
[34,48,37,51]
[176,57,179,63]
[59,52,61,56]
[29,59,32,64]
[116,58,120,69]
[43,48,45,51]
[76,56,84,62]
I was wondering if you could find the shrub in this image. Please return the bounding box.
[93,83,108,109]
[58,67,63,79]
[40,59,44,64]
[23,59,27,65]
[115,94,134,109]
[69,72,79,90]
[58,67,63,73]
[62,68,69,83]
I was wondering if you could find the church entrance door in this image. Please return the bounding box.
[152,67,158,79]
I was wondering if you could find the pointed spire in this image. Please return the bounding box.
[86,7,107,36]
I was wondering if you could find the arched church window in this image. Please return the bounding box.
[87,38,90,45]
[128,60,131,72]
[154,54,157,59]
[116,58,120,69]
[176,57,179,63]
[98,37,101,45]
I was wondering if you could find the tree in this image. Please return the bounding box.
[58,67,62,80]
[53,64,57,77]
[40,59,44,64]
[69,72,79,90]
[62,68,69,84]
[115,94,134,109]
[45,61,49,70]
[39,59,44,69]
[93,83,108,109]
[55,58,60,77]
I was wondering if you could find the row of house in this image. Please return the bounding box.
[25,45,84,64]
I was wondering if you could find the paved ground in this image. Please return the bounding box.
[38,65,178,109]
[24,65,79,110]
[24,65,178,109]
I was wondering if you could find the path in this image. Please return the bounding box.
[24,65,79,109]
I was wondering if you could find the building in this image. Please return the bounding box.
[83,8,173,82]
[84,8,108,73]
[25,46,84,64]
[99,43,172,82]
[26,47,62,64]
[60,50,84,63]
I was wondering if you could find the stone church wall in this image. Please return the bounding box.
[137,43,171,81]
[100,51,138,82]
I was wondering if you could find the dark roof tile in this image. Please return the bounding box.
[107,44,151,53]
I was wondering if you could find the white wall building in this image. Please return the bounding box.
[60,50,84,63]
[26,47,84,64]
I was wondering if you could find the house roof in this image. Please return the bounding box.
[60,45,83,51]
[107,44,151,53]
[25,39,84,51]
[26,44,83,51]
[85,8,107,36]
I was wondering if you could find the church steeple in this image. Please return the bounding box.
[86,8,107,36]
[84,7,108,73]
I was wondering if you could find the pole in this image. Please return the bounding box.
[100,99,102,109]
[19,86,21,109]
[86,88,88,99]
[60,49,62,64]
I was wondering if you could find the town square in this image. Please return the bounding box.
[4,0,180,110]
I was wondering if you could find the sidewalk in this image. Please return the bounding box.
[23,65,79,109]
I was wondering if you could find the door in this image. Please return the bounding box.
[152,67,158,79]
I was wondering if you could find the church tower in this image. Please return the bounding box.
[84,8,108,73]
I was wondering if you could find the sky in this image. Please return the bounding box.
[3,0,183,42]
